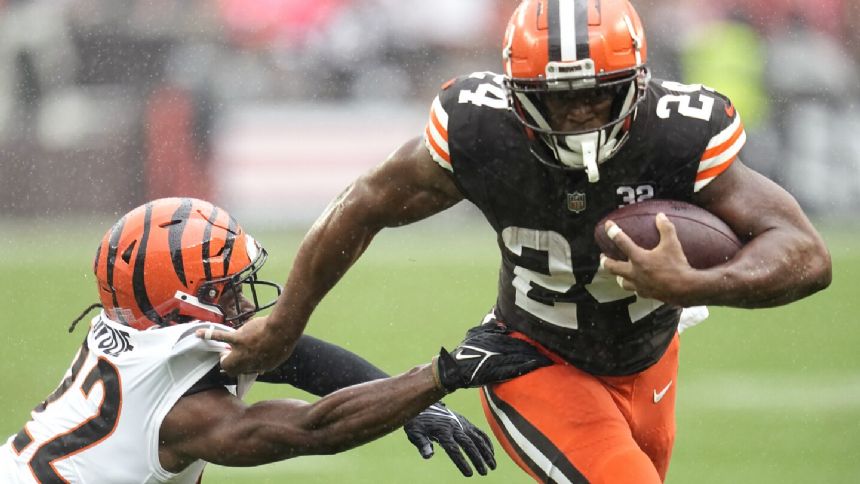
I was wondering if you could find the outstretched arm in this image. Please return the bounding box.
[206,137,463,375]
[161,324,550,472]
[160,364,444,471]
[603,160,831,307]
[258,334,496,476]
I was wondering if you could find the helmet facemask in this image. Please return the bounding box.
[195,246,282,328]
[506,60,650,182]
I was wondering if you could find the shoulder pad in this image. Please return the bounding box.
[424,72,508,171]
[649,80,746,192]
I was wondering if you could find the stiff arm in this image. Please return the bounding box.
[212,137,463,374]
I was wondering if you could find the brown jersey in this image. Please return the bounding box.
[423,72,745,375]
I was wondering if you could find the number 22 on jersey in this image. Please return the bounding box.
[11,343,122,482]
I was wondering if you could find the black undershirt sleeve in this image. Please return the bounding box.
[256,334,390,396]
[183,364,236,397]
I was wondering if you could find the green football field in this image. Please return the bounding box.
[1,217,858,483]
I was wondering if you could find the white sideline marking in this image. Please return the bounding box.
[680,373,860,411]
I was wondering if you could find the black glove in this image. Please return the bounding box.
[403,402,496,477]
[434,321,553,393]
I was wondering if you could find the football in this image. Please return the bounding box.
[594,199,742,269]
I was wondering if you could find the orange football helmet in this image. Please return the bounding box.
[503,0,650,181]
[93,197,280,330]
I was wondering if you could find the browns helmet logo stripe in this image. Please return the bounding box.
[547,0,562,61]
[573,0,590,60]
[548,0,591,62]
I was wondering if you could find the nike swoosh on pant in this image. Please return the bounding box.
[653,381,673,403]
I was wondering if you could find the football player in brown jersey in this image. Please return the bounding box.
[205,1,832,482]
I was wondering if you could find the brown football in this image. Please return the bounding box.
[594,199,742,269]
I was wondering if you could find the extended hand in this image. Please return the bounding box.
[434,321,552,392]
[601,213,696,304]
[196,316,287,376]
[403,402,495,477]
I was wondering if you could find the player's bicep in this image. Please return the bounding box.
[160,388,312,469]
[693,158,812,240]
[346,136,463,228]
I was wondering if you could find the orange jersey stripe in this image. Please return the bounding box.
[701,121,744,161]
[695,154,736,182]
[424,124,451,163]
[430,108,448,142]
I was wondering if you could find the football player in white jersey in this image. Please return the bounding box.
[0,197,550,483]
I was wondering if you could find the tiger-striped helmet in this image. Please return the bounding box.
[503,0,650,182]
[93,197,280,330]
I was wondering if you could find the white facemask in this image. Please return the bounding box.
[515,81,637,183]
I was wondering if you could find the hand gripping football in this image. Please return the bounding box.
[594,199,742,269]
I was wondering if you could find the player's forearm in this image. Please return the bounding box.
[266,186,383,359]
[206,365,442,466]
[676,226,831,308]
[258,334,389,394]
[290,363,445,456]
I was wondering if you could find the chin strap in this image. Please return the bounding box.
[514,85,637,182]
[580,138,600,182]
[557,131,603,182]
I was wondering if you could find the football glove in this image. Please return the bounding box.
[434,321,552,393]
[403,402,496,477]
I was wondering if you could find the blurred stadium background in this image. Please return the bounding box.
[1,0,858,482]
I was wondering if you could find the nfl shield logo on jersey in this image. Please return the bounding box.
[567,191,587,213]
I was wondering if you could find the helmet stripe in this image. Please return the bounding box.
[132,202,166,327]
[93,242,102,276]
[574,0,590,61]
[550,0,590,62]
[547,0,562,61]
[168,198,193,286]
[105,216,127,310]
[220,214,239,277]
[201,205,219,282]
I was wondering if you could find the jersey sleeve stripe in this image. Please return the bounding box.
[423,95,453,171]
[430,104,449,142]
[693,114,747,192]
[424,125,452,171]
[701,118,744,162]
[696,154,736,182]
[699,128,746,172]
[693,153,738,192]
[431,95,449,126]
[704,113,742,149]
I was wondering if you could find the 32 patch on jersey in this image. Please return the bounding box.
[614,183,655,207]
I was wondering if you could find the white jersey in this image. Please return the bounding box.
[1,312,254,483]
